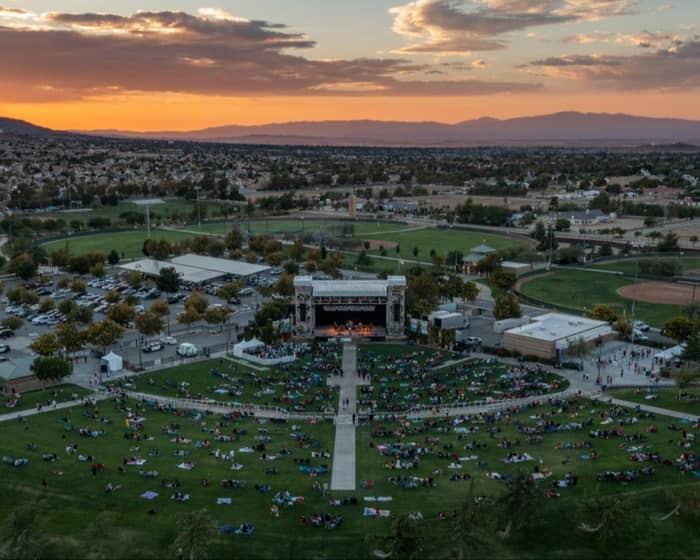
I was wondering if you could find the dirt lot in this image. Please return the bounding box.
[617,281,696,305]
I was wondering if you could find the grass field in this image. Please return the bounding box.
[519,269,683,327]
[1,384,92,413]
[40,229,198,259]
[592,256,700,274]
[1,393,698,559]
[111,354,339,414]
[47,199,226,225]
[608,387,700,416]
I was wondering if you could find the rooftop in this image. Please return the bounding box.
[294,275,405,297]
[505,313,611,342]
[170,254,271,277]
[119,259,222,284]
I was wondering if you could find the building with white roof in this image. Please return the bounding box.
[503,312,614,360]
[119,259,222,284]
[170,254,271,278]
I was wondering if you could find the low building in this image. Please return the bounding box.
[170,254,271,279]
[503,313,614,361]
[501,261,533,276]
[0,356,41,393]
[462,244,496,274]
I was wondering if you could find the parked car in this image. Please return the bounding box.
[0,344,10,353]
[0,329,14,339]
[177,343,198,357]
[634,321,650,332]
[142,342,164,353]
[239,287,255,296]
[159,336,178,345]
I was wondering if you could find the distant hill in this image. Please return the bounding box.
[0,117,61,137]
[4,112,700,146]
[83,112,700,147]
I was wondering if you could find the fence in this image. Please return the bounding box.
[123,390,334,421]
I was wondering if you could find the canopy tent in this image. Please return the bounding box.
[101,351,123,375]
[232,338,264,359]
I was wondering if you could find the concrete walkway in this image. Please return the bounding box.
[591,394,699,422]
[0,392,108,423]
[329,343,366,491]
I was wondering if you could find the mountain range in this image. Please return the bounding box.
[3,112,700,147]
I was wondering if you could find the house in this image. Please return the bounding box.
[556,209,611,226]
[0,356,43,393]
[462,244,496,274]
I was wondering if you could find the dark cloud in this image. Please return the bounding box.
[526,40,700,89]
[0,9,540,101]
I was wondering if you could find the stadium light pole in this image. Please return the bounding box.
[631,240,646,352]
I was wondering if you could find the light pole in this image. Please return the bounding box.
[630,240,646,352]
[195,187,202,227]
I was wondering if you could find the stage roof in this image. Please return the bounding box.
[294,275,405,297]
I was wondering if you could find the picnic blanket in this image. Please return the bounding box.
[126,458,146,466]
[177,462,195,470]
[140,491,158,500]
[459,455,478,462]
[364,496,393,502]
[363,507,391,517]
[217,497,232,505]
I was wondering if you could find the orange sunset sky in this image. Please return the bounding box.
[1,1,699,131]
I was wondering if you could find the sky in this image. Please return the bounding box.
[1,0,699,130]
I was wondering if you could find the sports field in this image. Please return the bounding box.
[41,229,197,259]
[518,269,682,327]
[1,384,92,413]
[46,199,225,224]
[592,256,700,274]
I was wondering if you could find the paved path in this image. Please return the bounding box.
[591,394,699,421]
[329,343,366,491]
[0,392,108,423]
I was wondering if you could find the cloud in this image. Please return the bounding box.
[563,29,677,48]
[526,39,700,89]
[389,0,633,54]
[563,31,613,43]
[0,8,540,101]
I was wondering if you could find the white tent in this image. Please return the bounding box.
[232,338,264,359]
[101,351,123,375]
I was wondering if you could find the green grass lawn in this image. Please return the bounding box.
[1,392,698,559]
[519,269,683,327]
[47,199,225,224]
[363,227,529,263]
[608,387,700,416]
[110,353,339,414]
[1,384,92,413]
[592,256,700,274]
[40,229,198,259]
[357,347,568,411]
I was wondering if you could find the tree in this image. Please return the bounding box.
[86,319,124,355]
[55,322,86,362]
[30,333,60,356]
[531,221,546,244]
[386,516,421,560]
[674,368,700,395]
[407,273,440,315]
[554,218,570,232]
[663,316,696,342]
[657,232,680,252]
[412,247,419,258]
[38,298,55,313]
[185,291,209,314]
[598,242,613,257]
[493,293,522,320]
[461,281,479,303]
[613,317,632,339]
[1,317,23,331]
[273,273,295,297]
[10,254,37,281]
[204,307,229,331]
[107,249,120,265]
[90,262,105,278]
[590,304,617,324]
[31,356,71,383]
[171,510,217,560]
[224,229,243,253]
[178,308,200,332]
[135,311,163,341]
[475,253,502,277]
[105,290,121,304]
[452,481,492,560]
[691,235,699,249]
[107,302,136,327]
[70,279,87,295]
[123,270,142,288]
[216,282,242,305]
[492,269,517,292]
[150,299,171,332]
[567,337,590,360]
[497,471,539,531]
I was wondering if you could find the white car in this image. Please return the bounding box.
[177,343,198,357]
[159,336,178,345]
[633,321,650,332]
[632,329,649,341]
